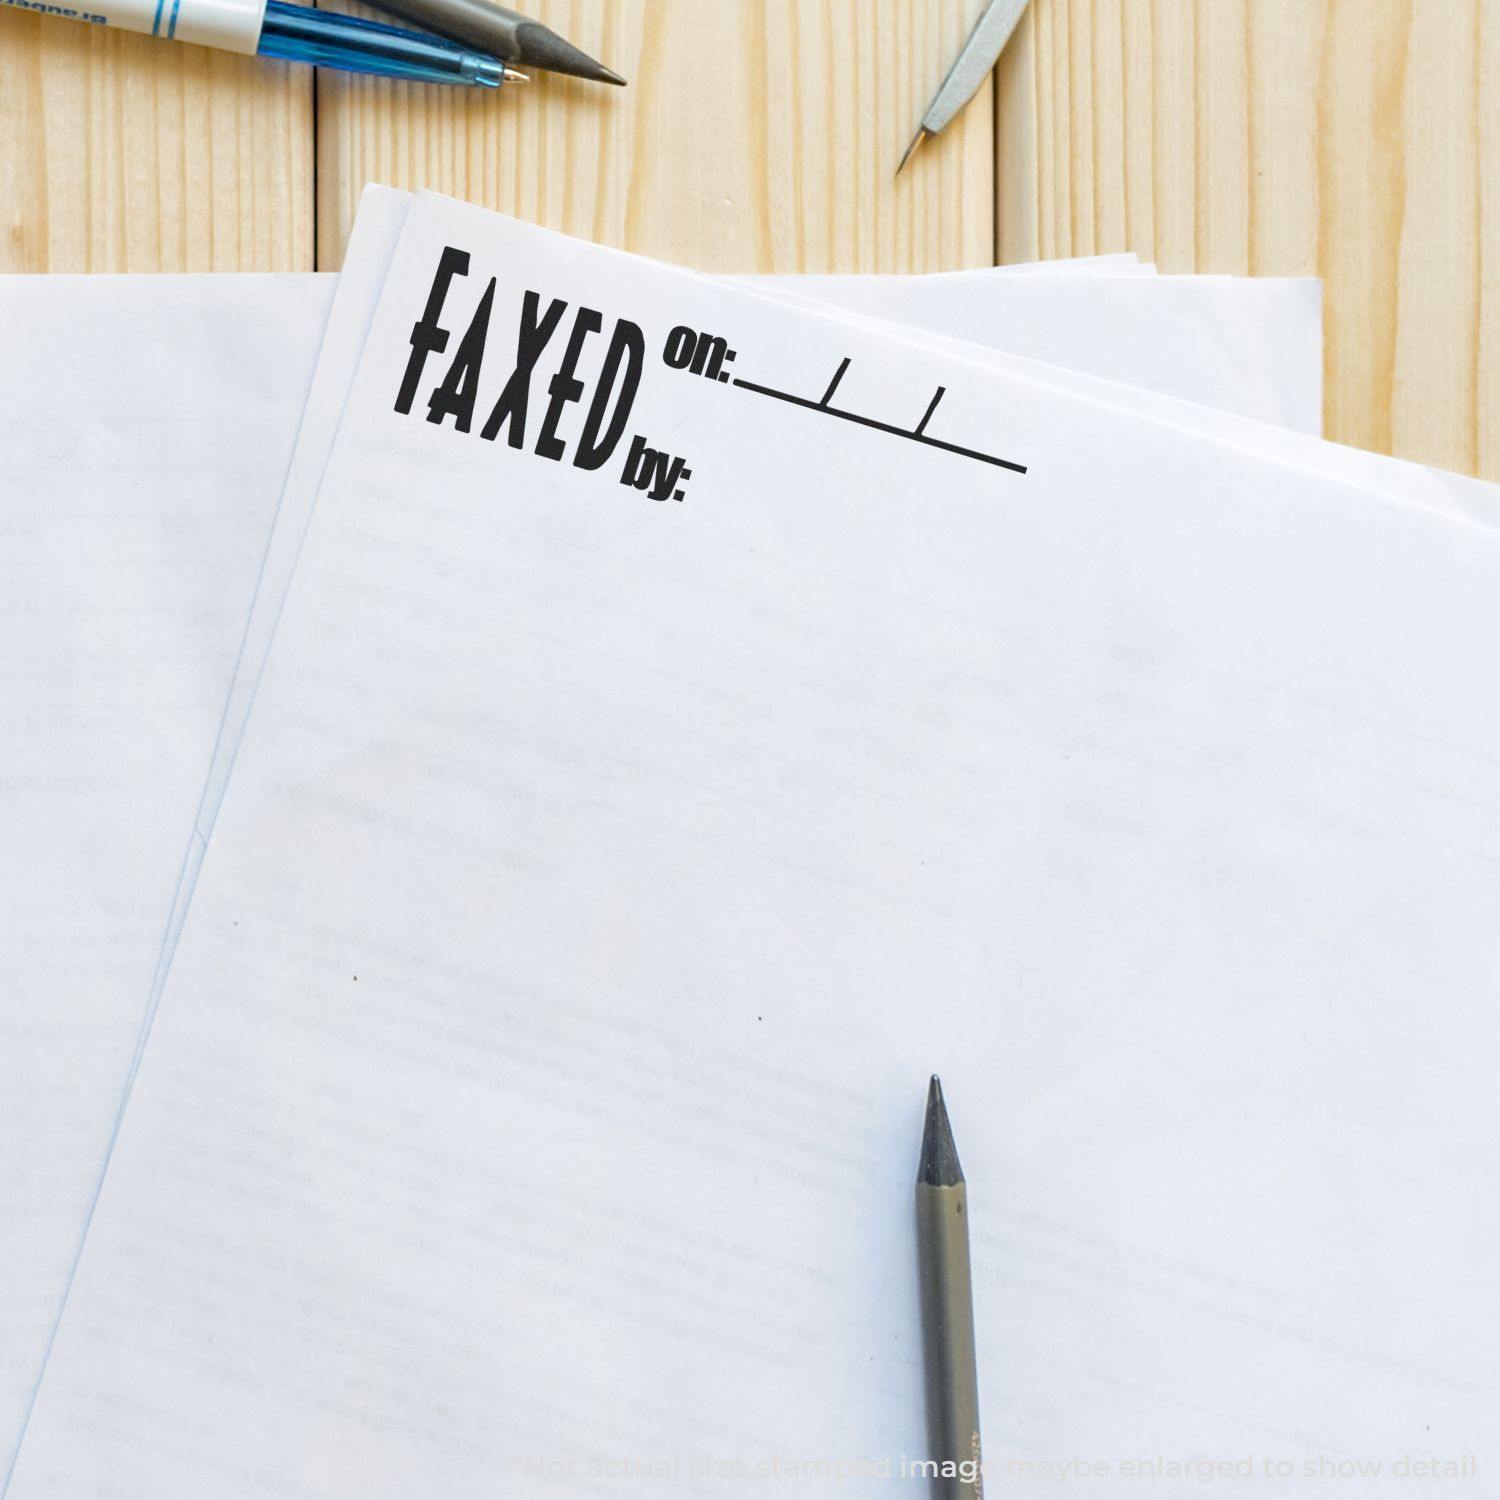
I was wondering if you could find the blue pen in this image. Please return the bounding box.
[258,1,518,85]
[9,0,523,90]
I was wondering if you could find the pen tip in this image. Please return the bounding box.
[896,125,928,177]
[918,1074,964,1186]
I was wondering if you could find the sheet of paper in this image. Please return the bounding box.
[138,189,1341,1040]
[741,269,1323,431]
[0,221,1315,1479]
[94,204,1490,1418]
[15,192,1497,1497]
[138,209,412,1066]
[755,284,1500,529]
[170,186,1482,955]
[0,210,1469,1488]
[0,272,335,1476]
[146,236,1162,1025]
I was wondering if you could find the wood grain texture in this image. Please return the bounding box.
[996,0,1500,481]
[315,0,995,272]
[0,11,312,272]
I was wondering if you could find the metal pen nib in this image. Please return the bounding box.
[897,125,929,177]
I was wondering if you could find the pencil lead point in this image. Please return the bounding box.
[513,21,626,85]
[918,1074,964,1186]
[896,126,928,177]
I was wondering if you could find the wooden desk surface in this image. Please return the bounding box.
[2,0,1495,482]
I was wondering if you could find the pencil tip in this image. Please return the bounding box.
[896,126,928,177]
[918,1074,963,1186]
[514,20,626,85]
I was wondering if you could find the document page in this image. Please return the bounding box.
[12,195,1497,1496]
[137,187,1338,1011]
[0,208,1335,1479]
[0,273,334,1473]
[746,270,1323,430]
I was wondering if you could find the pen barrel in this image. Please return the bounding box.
[916,1181,983,1500]
[256,0,503,86]
[20,0,266,53]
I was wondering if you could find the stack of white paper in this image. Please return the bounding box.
[2,188,1495,1499]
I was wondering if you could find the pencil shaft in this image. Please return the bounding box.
[917,1179,983,1498]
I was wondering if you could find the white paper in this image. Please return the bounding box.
[752,283,1500,530]
[139,210,412,1061]
[0,273,335,1475]
[140,189,1345,1021]
[0,219,1324,1482]
[14,193,1497,1498]
[743,270,1324,431]
[147,214,1155,1025]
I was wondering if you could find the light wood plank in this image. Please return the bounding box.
[0,12,312,272]
[990,1,1038,265]
[1091,0,1127,252]
[1390,0,1478,473]
[996,0,1499,481]
[1244,0,1317,277]
[1120,0,1154,256]
[1033,0,1058,257]
[1316,0,1409,462]
[1481,1,1500,480]
[315,0,995,273]
[1047,0,1072,255]
[1067,0,1095,252]
[994,1,1037,261]
[1149,0,1195,269]
[1194,0,1247,272]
